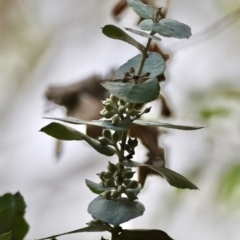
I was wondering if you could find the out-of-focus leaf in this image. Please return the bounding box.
[119,229,174,240]
[139,19,153,31]
[37,222,112,240]
[0,192,29,240]
[43,117,132,132]
[118,52,166,78]
[152,19,192,39]
[133,119,204,130]
[125,28,161,41]
[101,77,160,104]
[88,196,145,226]
[121,160,199,190]
[85,179,109,194]
[40,122,115,156]
[0,232,12,240]
[217,164,240,202]
[127,0,156,19]
[102,25,145,52]
[200,107,229,120]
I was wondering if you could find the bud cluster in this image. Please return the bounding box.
[98,162,139,201]
[98,129,122,147]
[100,94,141,125]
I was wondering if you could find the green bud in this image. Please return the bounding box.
[102,110,116,119]
[112,115,120,125]
[124,179,131,186]
[125,102,135,110]
[117,185,126,193]
[124,170,135,179]
[110,94,119,104]
[125,190,138,201]
[116,163,125,173]
[98,171,105,180]
[118,105,125,115]
[119,99,125,105]
[126,180,139,189]
[107,161,117,173]
[111,190,121,199]
[115,175,124,185]
[104,171,114,179]
[98,136,111,146]
[104,179,116,188]
[127,108,141,117]
[102,129,112,140]
[105,102,117,111]
[102,190,112,200]
[112,132,122,143]
[129,67,135,74]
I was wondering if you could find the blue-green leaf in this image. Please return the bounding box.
[88,196,145,226]
[118,52,166,78]
[102,25,145,52]
[37,222,112,240]
[139,19,153,31]
[152,19,192,39]
[43,117,131,132]
[101,77,160,104]
[121,160,199,190]
[85,179,109,194]
[0,192,29,240]
[40,122,115,156]
[125,28,161,41]
[133,119,205,130]
[127,0,156,19]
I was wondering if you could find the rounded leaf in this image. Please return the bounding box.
[139,19,153,31]
[118,52,166,78]
[88,196,145,226]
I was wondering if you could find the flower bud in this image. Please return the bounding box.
[124,170,135,179]
[110,94,119,104]
[117,185,126,193]
[98,171,105,180]
[104,102,116,112]
[102,110,116,119]
[115,175,124,185]
[112,131,122,143]
[104,171,114,179]
[98,136,111,146]
[104,179,116,188]
[112,115,120,125]
[116,163,125,173]
[123,179,131,186]
[127,108,141,117]
[118,105,125,115]
[107,162,117,173]
[125,102,135,110]
[102,129,112,140]
[125,190,138,201]
[126,180,139,189]
[119,99,125,105]
[102,190,112,200]
[111,190,121,199]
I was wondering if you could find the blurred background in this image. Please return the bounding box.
[0,0,240,239]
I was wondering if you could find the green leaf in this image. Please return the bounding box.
[121,160,199,190]
[118,52,166,78]
[102,25,145,52]
[139,19,153,31]
[133,119,205,130]
[125,28,161,41]
[152,19,192,39]
[36,222,112,240]
[0,192,29,240]
[0,232,12,240]
[40,122,115,156]
[43,117,131,132]
[101,77,160,104]
[88,196,145,226]
[127,0,156,19]
[85,179,109,194]
[119,229,173,240]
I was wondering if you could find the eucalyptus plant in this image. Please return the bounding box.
[39,1,203,239]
